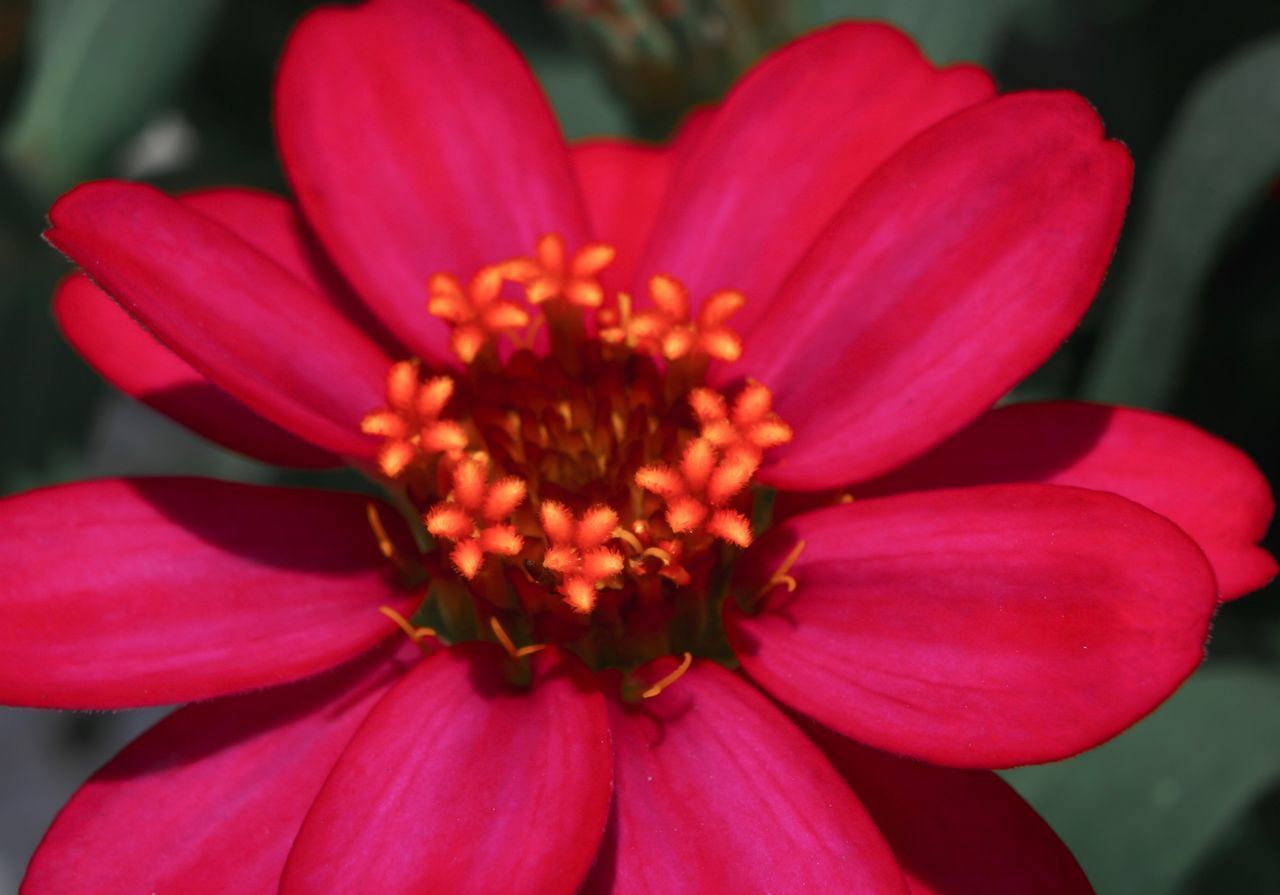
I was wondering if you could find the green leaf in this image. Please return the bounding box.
[1004,665,1280,894]
[1082,35,1280,408]
[2,0,223,195]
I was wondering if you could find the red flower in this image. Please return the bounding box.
[2,0,1274,892]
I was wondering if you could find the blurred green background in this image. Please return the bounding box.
[1,0,1278,891]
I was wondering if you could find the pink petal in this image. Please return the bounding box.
[55,274,338,468]
[276,0,587,362]
[806,723,1093,895]
[580,659,906,894]
[637,23,992,325]
[46,181,395,458]
[180,188,407,353]
[732,92,1133,490]
[726,484,1216,767]
[571,140,671,291]
[0,478,419,708]
[281,644,611,895]
[23,642,420,894]
[864,401,1277,601]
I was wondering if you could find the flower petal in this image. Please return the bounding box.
[726,484,1216,767]
[732,92,1133,490]
[281,644,611,895]
[55,273,339,468]
[638,22,992,323]
[580,659,906,895]
[806,723,1093,895]
[276,0,587,361]
[180,187,407,353]
[864,401,1277,601]
[23,642,419,894]
[571,140,671,292]
[46,181,395,458]
[0,478,419,708]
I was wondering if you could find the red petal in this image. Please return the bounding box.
[181,188,407,354]
[638,23,992,325]
[276,0,586,362]
[281,644,611,895]
[0,478,419,708]
[726,485,1216,767]
[571,140,671,292]
[23,642,419,894]
[732,92,1132,490]
[864,401,1277,601]
[55,274,338,468]
[46,181,394,458]
[580,659,906,894]
[806,723,1093,895]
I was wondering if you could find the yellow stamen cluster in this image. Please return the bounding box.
[427,267,532,364]
[364,234,793,626]
[690,382,793,460]
[424,457,527,579]
[599,275,744,363]
[539,502,625,613]
[633,382,789,550]
[360,361,467,477]
[502,233,616,308]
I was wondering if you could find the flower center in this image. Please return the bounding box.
[361,235,790,681]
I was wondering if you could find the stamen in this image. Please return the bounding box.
[642,652,694,699]
[379,605,437,648]
[489,616,545,659]
[755,539,807,600]
[366,502,410,576]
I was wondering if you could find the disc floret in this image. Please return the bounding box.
[364,234,791,677]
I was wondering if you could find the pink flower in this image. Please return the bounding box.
[3,0,1274,892]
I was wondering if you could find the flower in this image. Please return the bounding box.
[2,0,1274,891]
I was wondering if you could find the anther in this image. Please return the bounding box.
[642,652,694,699]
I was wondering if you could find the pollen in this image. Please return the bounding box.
[361,362,467,478]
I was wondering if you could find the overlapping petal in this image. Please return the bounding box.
[862,401,1276,600]
[55,274,338,468]
[0,478,418,708]
[581,659,906,894]
[571,141,671,292]
[806,723,1093,895]
[45,182,394,458]
[281,644,611,895]
[637,22,993,325]
[276,0,587,362]
[23,642,418,894]
[726,484,1217,767]
[733,92,1132,490]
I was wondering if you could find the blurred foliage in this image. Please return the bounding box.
[1,0,1278,891]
